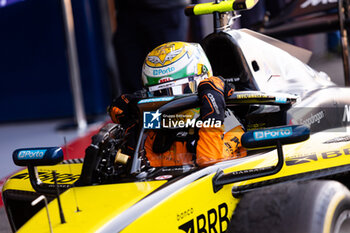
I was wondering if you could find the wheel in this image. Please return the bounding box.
[228,180,350,233]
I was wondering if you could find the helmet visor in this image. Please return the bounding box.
[147,75,205,97]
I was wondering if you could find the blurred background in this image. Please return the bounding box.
[0,0,347,231]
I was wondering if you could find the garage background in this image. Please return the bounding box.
[0,0,118,122]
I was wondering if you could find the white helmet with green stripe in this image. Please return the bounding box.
[142,41,212,97]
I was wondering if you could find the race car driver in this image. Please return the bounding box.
[108,42,246,167]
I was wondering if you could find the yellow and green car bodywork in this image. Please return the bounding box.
[3,129,350,233]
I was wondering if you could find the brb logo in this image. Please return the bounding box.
[144,110,161,129]
[254,127,292,141]
[178,203,229,233]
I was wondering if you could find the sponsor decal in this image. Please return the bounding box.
[207,93,220,114]
[224,137,240,156]
[230,167,270,175]
[144,110,161,129]
[253,127,292,141]
[154,175,173,180]
[177,208,194,221]
[343,105,350,122]
[159,77,173,83]
[176,131,189,138]
[322,150,344,159]
[17,149,46,160]
[11,171,80,183]
[152,82,174,91]
[153,66,175,76]
[247,123,267,131]
[300,111,325,127]
[178,203,229,233]
[162,167,190,172]
[286,153,318,166]
[286,148,350,166]
[237,93,291,103]
[300,0,337,8]
[237,94,271,99]
[324,136,350,144]
[138,96,174,104]
[275,96,287,104]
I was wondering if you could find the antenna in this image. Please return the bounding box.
[31,195,53,233]
[213,0,220,33]
[64,137,81,212]
[52,170,66,224]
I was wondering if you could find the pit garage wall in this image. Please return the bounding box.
[0,0,113,122]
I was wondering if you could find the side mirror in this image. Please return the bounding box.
[12,147,66,194]
[13,147,63,166]
[241,125,310,149]
[212,125,310,192]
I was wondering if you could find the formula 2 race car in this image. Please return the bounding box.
[3,0,350,232]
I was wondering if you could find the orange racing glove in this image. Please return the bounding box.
[196,76,241,167]
[198,76,234,122]
[107,94,140,155]
[107,94,139,125]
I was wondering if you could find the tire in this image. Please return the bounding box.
[228,180,350,233]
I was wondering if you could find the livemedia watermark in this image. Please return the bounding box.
[143,110,221,129]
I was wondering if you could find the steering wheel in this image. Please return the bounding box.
[78,123,126,185]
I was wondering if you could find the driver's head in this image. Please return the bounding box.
[142,42,212,97]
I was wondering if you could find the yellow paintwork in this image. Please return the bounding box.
[122,174,238,233]
[192,0,258,15]
[16,181,166,233]
[226,131,350,188]
[4,130,350,232]
[3,163,83,193]
[120,131,350,232]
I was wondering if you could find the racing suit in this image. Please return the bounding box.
[108,76,246,167]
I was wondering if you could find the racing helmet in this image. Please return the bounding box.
[142,42,212,97]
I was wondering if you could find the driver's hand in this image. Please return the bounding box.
[108,94,140,156]
[224,80,235,99]
[198,76,234,122]
[107,94,139,125]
